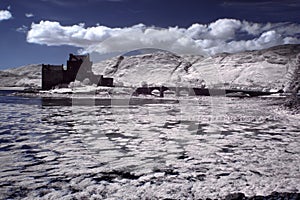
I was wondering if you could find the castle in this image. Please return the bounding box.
[42,54,113,90]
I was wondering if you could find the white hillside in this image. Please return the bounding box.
[0,64,41,87]
[93,44,300,89]
[183,51,291,88]
[93,51,197,86]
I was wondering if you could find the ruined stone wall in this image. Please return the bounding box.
[42,64,64,90]
[42,54,113,90]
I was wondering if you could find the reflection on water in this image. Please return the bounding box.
[0,93,299,199]
[41,97,179,106]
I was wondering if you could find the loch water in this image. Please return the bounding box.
[0,91,299,199]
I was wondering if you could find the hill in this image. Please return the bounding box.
[1,44,300,90]
[0,64,41,87]
[95,44,300,90]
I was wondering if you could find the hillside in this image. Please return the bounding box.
[1,44,300,90]
[0,64,41,87]
[92,44,300,90]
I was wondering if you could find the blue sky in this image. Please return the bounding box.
[0,0,300,69]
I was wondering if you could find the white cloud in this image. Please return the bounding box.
[25,13,34,18]
[0,10,12,21]
[257,30,281,44]
[16,25,29,33]
[27,19,300,56]
[208,19,241,40]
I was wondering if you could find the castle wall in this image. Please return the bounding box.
[42,64,64,90]
[42,54,114,90]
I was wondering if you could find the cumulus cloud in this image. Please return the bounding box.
[209,19,241,40]
[27,19,300,56]
[25,13,34,18]
[0,10,12,21]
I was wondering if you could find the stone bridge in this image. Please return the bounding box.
[133,86,279,97]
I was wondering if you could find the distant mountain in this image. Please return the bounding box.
[1,44,300,90]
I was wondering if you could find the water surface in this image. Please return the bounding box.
[0,92,299,199]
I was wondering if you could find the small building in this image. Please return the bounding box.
[42,54,113,90]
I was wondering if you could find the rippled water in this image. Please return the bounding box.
[0,91,299,199]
